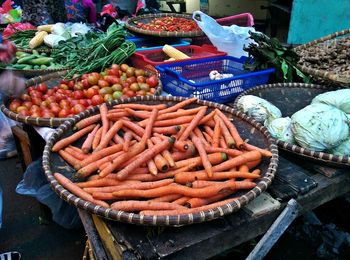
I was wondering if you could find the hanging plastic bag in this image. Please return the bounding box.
[192,11,255,58]
[0,95,17,160]
[16,159,82,229]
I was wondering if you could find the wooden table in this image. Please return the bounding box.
[77,152,350,260]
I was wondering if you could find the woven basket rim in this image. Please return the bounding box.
[43,95,279,226]
[0,72,162,128]
[232,82,350,167]
[125,13,204,38]
[294,28,350,85]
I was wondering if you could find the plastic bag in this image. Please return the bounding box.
[192,11,255,58]
[0,95,17,160]
[16,159,82,229]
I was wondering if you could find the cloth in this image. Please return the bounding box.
[65,0,97,23]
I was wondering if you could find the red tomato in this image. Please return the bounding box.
[126,90,135,97]
[136,75,146,83]
[98,79,109,88]
[81,79,90,89]
[146,75,159,88]
[20,93,31,101]
[40,100,49,108]
[50,105,61,116]
[85,88,99,99]
[27,86,35,93]
[22,101,33,109]
[37,83,48,93]
[42,111,55,118]
[74,82,84,90]
[46,89,55,96]
[91,95,104,106]
[126,76,136,84]
[120,64,129,72]
[46,96,56,103]
[108,68,120,77]
[9,100,22,112]
[78,99,90,107]
[31,97,42,106]
[30,105,41,113]
[19,109,30,116]
[70,100,79,106]
[30,90,43,99]
[111,64,120,70]
[58,109,70,118]
[59,100,71,108]
[68,81,75,89]
[30,112,42,118]
[73,90,85,99]
[60,84,69,90]
[72,104,85,114]
[54,93,65,102]
[16,106,27,113]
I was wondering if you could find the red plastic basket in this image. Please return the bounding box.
[192,13,255,46]
[130,45,227,69]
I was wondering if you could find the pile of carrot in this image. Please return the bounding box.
[52,98,273,216]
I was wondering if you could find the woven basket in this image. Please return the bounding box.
[125,13,204,38]
[294,29,350,86]
[233,82,350,168]
[0,72,163,127]
[42,95,278,226]
[0,66,69,79]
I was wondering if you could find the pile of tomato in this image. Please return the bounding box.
[8,64,159,118]
[136,17,200,32]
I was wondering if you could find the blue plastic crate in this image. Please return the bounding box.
[156,56,275,103]
[128,37,190,51]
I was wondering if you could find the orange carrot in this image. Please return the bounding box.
[111,200,186,212]
[151,137,175,167]
[81,124,100,154]
[150,194,182,202]
[204,125,214,137]
[113,133,125,144]
[215,109,245,149]
[175,152,227,169]
[52,124,97,152]
[99,103,109,140]
[246,159,262,169]
[112,180,256,199]
[77,179,138,188]
[92,127,103,150]
[202,132,213,144]
[67,145,86,155]
[106,112,128,121]
[220,137,228,149]
[147,139,169,172]
[91,192,116,200]
[113,103,167,111]
[117,137,175,180]
[199,110,216,125]
[191,180,223,189]
[159,97,197,114]
[244,143,273,158]
[215,115,235,148]
[64,147,89,161]
[54,172,109,208]
[191,135,213,178]
[172,197,190,206]
[153,125,181,135]
[185,191,239,208]
[122,131,133,152]
[212,120,221,148]
[171,146,196,161]
[212,151,262,172]
[121,127,141,141]
[205,147,243,157]
[94,121,123,152]
[58,150,81,167]
[152,116,194,127]
[141,108,158,144]
[147,157,158,176]
[121,120,145,137]
[74,114,101,130]
[125,108,150,119]
[174,171,261,184]
[178,107,207,141]
[175,124,188,139]
[193,127,210,146]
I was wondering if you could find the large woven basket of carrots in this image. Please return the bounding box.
[43,96,279,226]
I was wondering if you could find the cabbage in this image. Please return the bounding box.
[70,23,90,37]
[291,103,349,151]
[312,89,350,114]
[235,95,282,125]
[329,138,350,156]
[267,117,295,143]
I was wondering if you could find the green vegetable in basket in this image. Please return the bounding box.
[291,103,350,151]
[266,117,295,143]
[29,57,53,66]
[17,54,37,64]
[312,89,350,114]
[329,138,350,156]
[243,32,310,83]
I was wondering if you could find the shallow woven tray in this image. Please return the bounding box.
[125,13,203,38]
[294,29,350,86]
[1,71,163,127]
[42,95,278,226]
[233,82,350,168]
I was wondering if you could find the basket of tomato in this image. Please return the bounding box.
[0,64,162,127]
[125,13,203,38]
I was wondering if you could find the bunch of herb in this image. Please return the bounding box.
[243,32,310,83]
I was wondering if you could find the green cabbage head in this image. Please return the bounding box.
[329,138,350,156]
[267,117,295,143]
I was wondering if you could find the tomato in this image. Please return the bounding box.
[150,87,156,94]
[112,91,122,99]
[46,95,56,103]
[81,74,89,80]
[91,95,104,106]
[136,90,147,96]
[58,109,70,118]
[87,75,98,85]
[30,90,43,98]
[16,106,27,113]
[60,79,70,85]
[78,99,90,107]
[74,82,84,90]
[126,67,135,77]
[126,76,136,84]
[54,93,65,102]
[31,97,42,106]
[20,93,31,101]
[68,81,75,89]
[104,94,113,102]
[72,104,85,114]
[91,85,100,90]
[30,105,41,113]
[9,100,22,112]
[139,83,150,91]
[70,99,79,107]
[42,111,55,118]
[111,84,122,92]
[122,82,130,89]
[27,86,35,93]
[46,89,55,96]
[146,75,159,88]
[99,87,113,96]
[108,68,120,77]
[104,76,120,85]
[85,88,99,99]
[126,90,135,97]
[30,112,42,118]
[22,101,33,109]
[120,64,129,72]
[37,83,48,93]
[19,109,30,116]
[59,100,71,108]
[40,100,49,108]
[49,105,61,116]
[111,64,120,70]
[130,83,140,92]
[73,90,85,100]
[98,79,109,88]
[137,76,146,83]
[135,69,145,77]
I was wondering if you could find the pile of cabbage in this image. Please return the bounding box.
[236,89,350,156]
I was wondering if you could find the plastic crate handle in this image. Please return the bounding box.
[161,67,183,80]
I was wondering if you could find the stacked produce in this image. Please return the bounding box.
[135,16,200,32]
[6,50,60,70]
[8,64,159,118]
[51,98,272,214]
[236,89,350,156]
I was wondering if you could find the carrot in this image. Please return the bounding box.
[212,119,221,148]
[117,137,175,180]
[77,151,123,178]
[174,171,261,184]
[153,125,181,135]
[159,97,197,114]
[121,120,145,137]
[178,107,207,141]
[122,127,141,141]
[151,137,175,167]
[113,133,125,144]
[175,124,188,139]
[141,108,158,144]
[150,194,182,202]
[215,115,235,148]
[175,152,227,169]
[86,179,174,194]
[147,139,169,172]
[54,172,109,208]
[99,103,109,140]
[121,131,132,152]
[125,108,150,119]
[193,127,210,146]
[81,124,100,154]
[203,132,213,144]
[111,200,186,212]
[74,114,101,130]
[94,121,123,152]
[204,125,214,137]
[113,103,167,111]
[91,192,116,200]
[215,109,245,149]
[52,124,97,152]
[185,192,239,208]
[239,165,249,173]
[112,180,256,199]
[171,148,196,162]
[205,147,243,157]
[191,135,213,178]
[220,137,228,149]
[151,116,194,127]
[211,151,262,172]
[172,197,190,206]
[246,159,262,170]
[191,180,223,189]
[244,143,273,158]
[77,179,138,188]
[106,111,128,121]
[64,147,89,161]
[77,144,123,169]
[92,127,103,150]
[67,145,86,155]
[58,150,81,167]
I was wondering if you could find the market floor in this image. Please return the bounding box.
[0,156,86,260]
